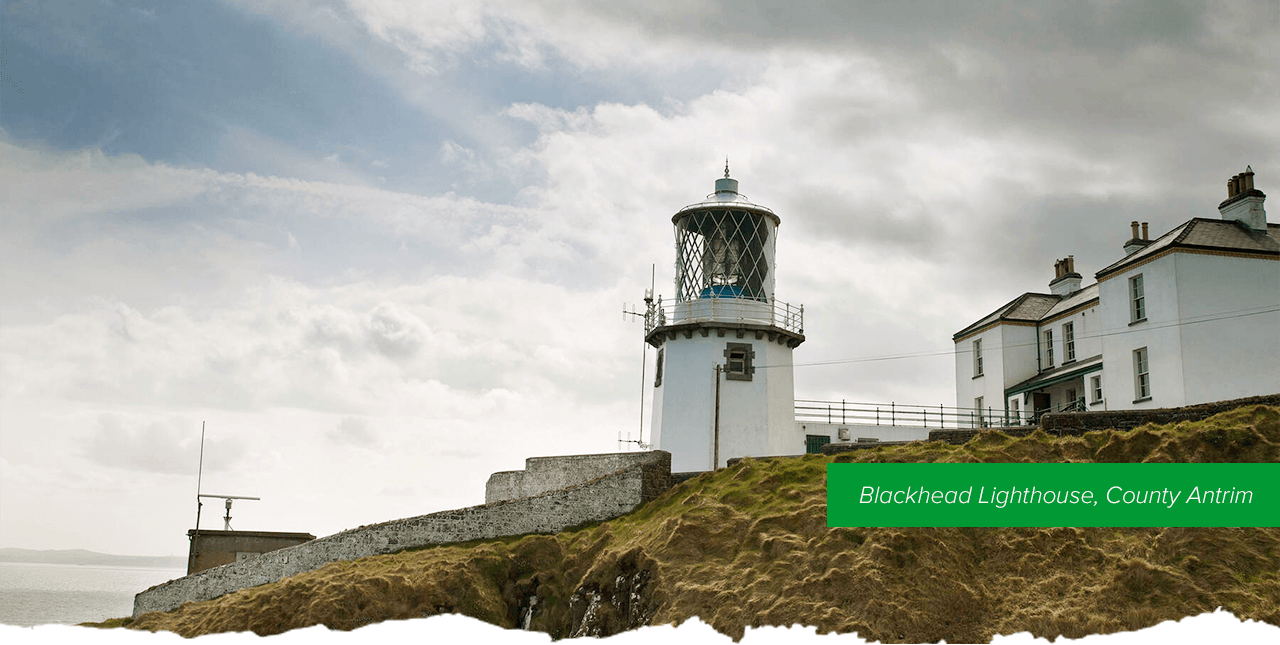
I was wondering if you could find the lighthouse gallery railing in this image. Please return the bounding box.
[644,296,803,336]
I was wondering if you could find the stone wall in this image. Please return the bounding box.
[485,451,669,504]
[927,394,1280,444]
[820,440,916,455]
[927,426,1037,445]
[135,451,673,617]
[1040,393,1280,435]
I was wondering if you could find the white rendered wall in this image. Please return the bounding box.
[955,326,1011,417]
[1098,255,1186,408]
[797,422,931,444]
[1173,252,1280,402]
[650,333,797,472]
[1075,303,1105,409]
[957,324,1048,425]
[954,327,992,412]
[649,340,713,472]
[1005,394,1027,424]
[1042,308,1097,369]
[999,325,1039,396]
[674,299,776,328]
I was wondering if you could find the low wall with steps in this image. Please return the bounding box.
[134,451,672,617]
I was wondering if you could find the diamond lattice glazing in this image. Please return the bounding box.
[674,209,774,302]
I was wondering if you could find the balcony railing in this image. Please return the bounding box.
[645,296,803,336]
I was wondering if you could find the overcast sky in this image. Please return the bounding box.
[1,0,1277,557]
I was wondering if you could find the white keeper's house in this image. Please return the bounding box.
[954,167,1280,426]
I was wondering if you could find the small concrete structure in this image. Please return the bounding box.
[797,421,931,450]
[187,529,315,575]
[134,451,672,617]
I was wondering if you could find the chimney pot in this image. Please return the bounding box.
[1068,255,1074,273]
[1130,221,1140,238]
[1141,222,1149,240]
[1219,166,1267,231]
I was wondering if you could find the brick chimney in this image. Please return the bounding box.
[1219,166,1267,231]
[1049,255,1082,296]
[1123,221,1152,255]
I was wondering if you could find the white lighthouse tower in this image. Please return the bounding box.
[645,164,806,473]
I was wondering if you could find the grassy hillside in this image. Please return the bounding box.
[112,405,1279,642]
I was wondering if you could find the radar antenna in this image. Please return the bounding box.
[192,424,262,531]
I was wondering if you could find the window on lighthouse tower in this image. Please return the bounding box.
[724,342,754,381]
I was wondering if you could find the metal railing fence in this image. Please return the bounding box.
[795,398,1074,430]
[645,296,803,336]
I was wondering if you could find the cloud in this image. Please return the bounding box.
[329,416,377,446]
[0,138,220,224]
[84,415,247,476]
[3,1,1278,555]
[439,139,492,183]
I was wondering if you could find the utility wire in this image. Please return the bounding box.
[751,303,1280,370]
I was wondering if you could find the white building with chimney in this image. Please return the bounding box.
[644,167,806,472]
[954,168,1280,425]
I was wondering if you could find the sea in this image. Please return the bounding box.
[0,561,185,627]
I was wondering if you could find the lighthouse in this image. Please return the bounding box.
[645,165,806,473]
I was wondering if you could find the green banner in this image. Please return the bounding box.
[827,463,1280,527]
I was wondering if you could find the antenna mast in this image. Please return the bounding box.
[193,422,205,541]
[192,423,262,531]
[621,264,656,450]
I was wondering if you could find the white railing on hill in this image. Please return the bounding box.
[795,399,1075,429]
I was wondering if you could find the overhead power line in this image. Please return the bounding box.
[759,303,1280,370]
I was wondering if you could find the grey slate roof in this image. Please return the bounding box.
[1096,219,1279,279]
[953,293,1061,341]
[953,284,1101,341]
[956,216,1276,342]
[1041,283,1100,320]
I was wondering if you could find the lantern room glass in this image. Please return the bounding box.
[673,208,775,302]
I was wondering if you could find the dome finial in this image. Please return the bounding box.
[714,159,739,195]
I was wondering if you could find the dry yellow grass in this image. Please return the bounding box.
[109,404,1280,642]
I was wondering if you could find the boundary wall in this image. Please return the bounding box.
[926,394,1280,444]
[820,440,914,455]
[1039,393,1280,434]
[485,452,667,503]
[135,451,672,617]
